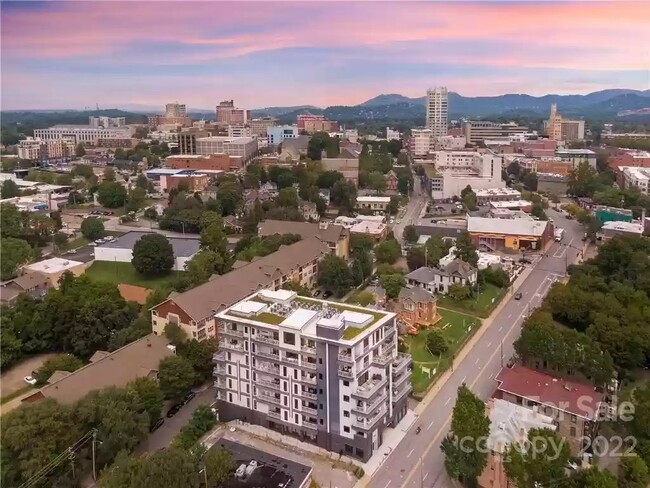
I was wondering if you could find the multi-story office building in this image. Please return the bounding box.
[227,125,253,138]
[195,136,258,163]
[462,121,528,144]
[88,116,126,128]
[165,103,187,117]
[178,129,212,155]
[297,114,338,133]
[250,117,277,137]
[410,129,433,157]
[34,125,133,145]
[213,289,411,461]
[268,125,299,145]
[545,104,585,141]
[425,87,448,137]
[422,150,505,200]
[619,166,650,194]
[555,149,597,169]
[386,127,401,141]
[216,100,251,125]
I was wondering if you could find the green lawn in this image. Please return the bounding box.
[58,235,90,252]
[85,261,184,289]
[0,385,34,405]
[404,309,480,394]
[437,283,506,318]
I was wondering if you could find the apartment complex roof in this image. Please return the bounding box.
[496,364,604,419]
[163,237,331,321]
[23,334,174,405]
[258,220,347,245]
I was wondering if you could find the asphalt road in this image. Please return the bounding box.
[366,208,585,488]
[393,176,427,244]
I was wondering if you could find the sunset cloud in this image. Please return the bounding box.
[1,1,648,109]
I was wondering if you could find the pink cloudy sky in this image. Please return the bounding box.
[1,1,648,110]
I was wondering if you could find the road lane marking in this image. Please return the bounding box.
[444,398,450,406]
[407,448,414,458]
[486,341,492,348]
[427,420,435,430]
[384,481,392,488]
[396,293,530,488]
[474,357,480,365]
[461,376,466,383]
[423,473,429,481]
[498,325,503,332]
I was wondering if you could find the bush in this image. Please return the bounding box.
[34,354,84,385]
[426,329,448,355]
[80,217,105,240]
[171,405,216,449]
[479,267,510,288]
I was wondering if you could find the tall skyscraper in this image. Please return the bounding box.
[426,87,448,137]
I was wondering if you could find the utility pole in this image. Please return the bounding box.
[92,430,97,481]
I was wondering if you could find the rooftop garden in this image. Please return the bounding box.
[253,312,285,325]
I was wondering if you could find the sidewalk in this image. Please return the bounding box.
[361,409,418,476]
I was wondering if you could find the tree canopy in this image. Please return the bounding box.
[81,216,105,240]
[0,237,32,280]
[97,181,127,208]
[158,355,196,400]
[374,238,402,264]
[132,234,174,276]
[317,254,353,297]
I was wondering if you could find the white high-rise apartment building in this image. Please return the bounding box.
[165,103,187,118]
[213,289,412,462]
[411,129,433,157]
[426,87,448,137]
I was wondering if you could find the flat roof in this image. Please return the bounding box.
[280,308,318,329]
[475,187,521,197]
[556,149,596,155]
[97,231,200,257]
[146,168,183,175]
[601,221,643,233]
[489,200,533,209]
[24,257,84,274]
[341,310,374,326]
[231,300,267,315]
[467,216,547,237]
[259,289,295,302]
[357,196,391,203]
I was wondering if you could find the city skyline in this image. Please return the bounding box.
[1,1,648,110]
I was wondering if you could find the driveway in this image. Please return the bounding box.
[135,385,216,454]
[1,353,57,398]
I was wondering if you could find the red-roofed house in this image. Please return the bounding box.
[495,364,606,454]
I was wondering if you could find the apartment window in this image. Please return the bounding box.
[344,445,353,454]
[343,380,350,387]
[284,332,296,345]
[284,397,288,406]
[570,426,576,437]
[283,381,288,392]
[244,326,248,333]
[227,365,232,375]
[320,419,324,425]
[246,384,250,393]
[319,389,323,394]
[343,395,350,402]
[319,404,324,410]
[283,367,287,376]
[355,448,364,458]
[295,399,298,409]
[228,379,232,388]
[294,370,298,379]
[571,415,577,423]
[318,358,323,364]
[319,374,323,380]
[247,398,250,408]
[344,426,350,433]
[284,412,288,421]
[227,352,231,361]
[295,414,299,423]
[228,393,233,402]
[343,411,350,418]
[244,370,249,380]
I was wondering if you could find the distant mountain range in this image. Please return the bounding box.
[252,89,650,122]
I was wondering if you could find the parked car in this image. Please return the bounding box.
[182,391,196,405]
[514,292,523,300]
[24,375,37,385]
[149,418,164,432]
[312,290,321,297]
[322,291,333,299]
[166,404,182,418]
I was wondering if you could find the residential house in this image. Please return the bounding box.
[299,201,319,221]
[258,220,349,260]
[395,287,439,330]
[0,272,50,307]
[405,259,478,294]
[385,170,399,192]
[224,216,244,233]
[478,398,557,488]
[495,364,606,454]
[22,334,175,405]
[150,237,331,341]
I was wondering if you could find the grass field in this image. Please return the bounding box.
[85,261,184,289]
[437,282,506,318]
[0,385,33,405]
[405,308,480,393]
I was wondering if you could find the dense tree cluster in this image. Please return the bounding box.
[0,273,138,368]
[132,233,175,276]
[234,232,301,262]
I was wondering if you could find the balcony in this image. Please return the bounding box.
[257,350,280,361]
[216,390,228,401]
[302,419,318,431]
[384,324,396,337]
[301,405,318,416]
[220,341,245,352]
[392,353,412,372]
[218,325,244,337]
[296,389,318,400]
[281,354,300,366]
[393,371,410,388]
[373,350,394,367]
[254,362,281,376]
[338,352,353,363]
[352,396,384,415]
[338,367,354,379]
[255,377,282,390]
[214,379,227,389]
[353,406,386,430]
[302,344,317,355]
[392,384,412,403]
[301,361,317,371]
[212,350,226,362]
[268,410,282,420]
[353,376,387,399]
[302,375,317,385]
[258,393,283,406]
[255,334,279,346]
[213,365,227,376]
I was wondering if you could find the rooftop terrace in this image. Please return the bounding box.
[220,289,389,341]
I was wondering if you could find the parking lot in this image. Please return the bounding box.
[59,244,96,263]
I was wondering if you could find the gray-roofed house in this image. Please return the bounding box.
[258,220,349,260]
[405,259,478,294]
[0,272,50,307]
[94,231,200,271]
[151,237,331,341]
